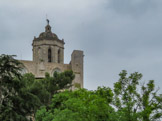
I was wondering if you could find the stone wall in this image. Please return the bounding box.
[32,39,64,63]
[20,60,70,78]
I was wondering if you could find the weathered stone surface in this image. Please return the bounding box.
[20,21,84,89]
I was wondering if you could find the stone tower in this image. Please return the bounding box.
[71,50,84,89]
[32,22,64,63]
[20,20,84,89]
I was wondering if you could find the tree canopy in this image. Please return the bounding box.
[0,54,75,121]
[0,54,161,121]
[0,54,39,121]
[36,70,162,121]
[113,70,162,121]
[36,87,115,121]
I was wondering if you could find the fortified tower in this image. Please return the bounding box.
[20,20,84,89]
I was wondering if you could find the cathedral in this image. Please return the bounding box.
[20,20,84,89]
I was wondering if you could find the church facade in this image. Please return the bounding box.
[20,20,84,89]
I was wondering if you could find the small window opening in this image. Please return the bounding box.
[58,49,61,63]
[48,48,52,62]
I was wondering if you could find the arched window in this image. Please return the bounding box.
[58,49,60,63]
[51,68,61,76]
[48,48,52,62]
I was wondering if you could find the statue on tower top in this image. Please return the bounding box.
[46,19,49,25]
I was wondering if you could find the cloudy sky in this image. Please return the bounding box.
[1,0,162,92]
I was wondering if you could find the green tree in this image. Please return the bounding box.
[35,88,115,121]
[0,54,40,121]
[113,70,162,121]
[0,55,75,120]
[20,69,75,120]
[44,70,75,98]
[1,54,161,121]
[28,70,75,107]
[35,70,162,121]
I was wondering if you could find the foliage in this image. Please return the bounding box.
[26,70,75,107]
[0,54,161,121]
[0,54,75,121]
[113,70,162,121]
[36,70,162,121]
[0,55,40,121]
[35,88,115,121]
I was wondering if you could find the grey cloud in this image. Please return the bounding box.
[108,0,157,17]
[0,0,162,93]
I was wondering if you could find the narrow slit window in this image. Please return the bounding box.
[58,49,60,63]
[48,48,52,62]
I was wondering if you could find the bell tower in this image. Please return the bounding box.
[32,20,65,63]
[20,19,84,88]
